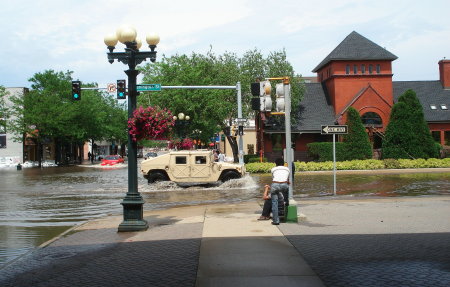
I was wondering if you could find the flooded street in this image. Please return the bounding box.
[1,163,450,268]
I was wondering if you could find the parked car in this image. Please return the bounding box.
[140,150,246,185]
[95,154,106,161]
[101,155,124,166]
[144,152,158,160]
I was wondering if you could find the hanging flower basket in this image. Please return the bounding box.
[169,138,194,150]
[128,106,175,142]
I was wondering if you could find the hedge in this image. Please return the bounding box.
[307,142,347,161]
[245,158,450,173]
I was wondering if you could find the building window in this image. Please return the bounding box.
[353,65,358,74]
[346,65,350,74]
[430,104,437,110]
[361,64,366,74]
[441,104,448,110]
[369,64,373,74]
[361,112,382,126]
[376,64,381,74]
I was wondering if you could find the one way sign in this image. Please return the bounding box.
[321,125,348,134]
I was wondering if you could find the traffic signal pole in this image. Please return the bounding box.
[264,76,298,223]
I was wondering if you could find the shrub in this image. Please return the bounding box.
[383,159,401,169]
[245,155,268,163]
[382,89,439,159]
[343,107,372,160]
[307,142,346,162]
[245,158,450,173]
[245,162,274,173]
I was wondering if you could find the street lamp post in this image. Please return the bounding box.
[173,113,190,139]
[104,26,160,232]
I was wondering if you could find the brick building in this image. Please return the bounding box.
[260,31,450,161]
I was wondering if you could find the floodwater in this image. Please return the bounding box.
[1,163,450,268]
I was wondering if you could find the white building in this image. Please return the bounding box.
[0,87,27,166]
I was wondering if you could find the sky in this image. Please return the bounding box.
[1,0,449,89]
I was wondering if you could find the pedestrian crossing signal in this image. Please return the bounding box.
[71,81,81,101]
[117,79,126,99]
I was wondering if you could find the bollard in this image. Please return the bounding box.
[17,163,22,171]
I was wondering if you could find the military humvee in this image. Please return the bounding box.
[140,150,246,185]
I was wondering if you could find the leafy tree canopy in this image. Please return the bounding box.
[7,70,127,145]
[138,47,303,160]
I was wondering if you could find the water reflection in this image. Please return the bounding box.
[1,165,449,268]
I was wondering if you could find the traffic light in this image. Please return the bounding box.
[250,81,271,111]
[275,83,285,112]
[251,82,260,110]
[71,81,81,101]
[117,79,126,99]
[261,81,272,112]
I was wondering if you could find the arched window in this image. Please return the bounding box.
[361,112,382,126]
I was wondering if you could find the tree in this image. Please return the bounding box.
[139,48,303,162]
[382,89,439,159]
[0,86,9,147]
[343,107,372,160]
[7,70,128,165]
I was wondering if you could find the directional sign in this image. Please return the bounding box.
[136,84,161,92]
[321,125,348,134]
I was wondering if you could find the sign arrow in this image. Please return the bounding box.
[321,125,348,134]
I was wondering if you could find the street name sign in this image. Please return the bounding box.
[236,118,248,124]
[136,84,161,92]
[321,125,348,134]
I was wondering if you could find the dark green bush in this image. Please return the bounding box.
[248,156,268,163]
[383,89,439,159]
[307,142,346,162]
[343,107,372,160]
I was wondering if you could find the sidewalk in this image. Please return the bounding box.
[0,201,324,287]
[3,196,448,287]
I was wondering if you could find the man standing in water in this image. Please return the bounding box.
[270,158,290,225]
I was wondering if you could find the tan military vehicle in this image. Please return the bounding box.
[140,150,246,185]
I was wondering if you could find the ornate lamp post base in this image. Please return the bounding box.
[118,195,148,232]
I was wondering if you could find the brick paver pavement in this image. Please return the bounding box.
[0,215,203,287]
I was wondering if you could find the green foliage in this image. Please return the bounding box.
[138,48,303,162]
[245,162,275,173]
[307,142,346,161]
[139,140,168,148]
[307,108,372,161]
[343,107,372,160]
[245,158,450,173]
[7,70,127,145]
[382,89,439,159]
[0,86,8,134]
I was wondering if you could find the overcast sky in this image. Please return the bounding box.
[1,0,449,89]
